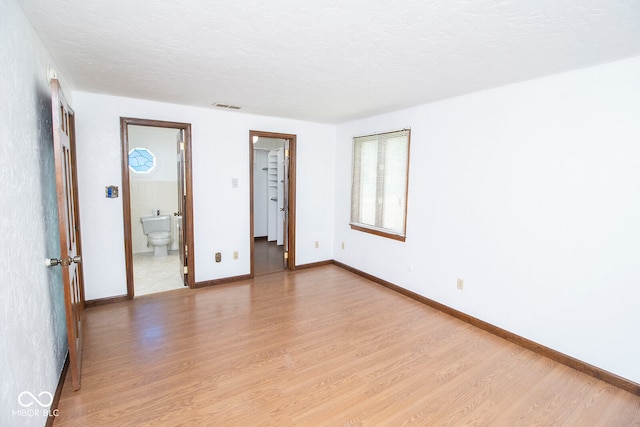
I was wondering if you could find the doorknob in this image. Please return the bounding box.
[46,258,61,267]
[46,255,81,267]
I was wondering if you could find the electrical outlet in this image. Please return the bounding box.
[233,251,238,260]
[341,242,345,250]
[314,241,319,248]
[215,252,221,263]
[457,278,464,290]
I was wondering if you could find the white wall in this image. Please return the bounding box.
[73,92,336,299]
[128,125,180,182]
[334,56,640,384]
[0,0,70,424]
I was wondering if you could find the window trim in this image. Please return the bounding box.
[350,128,411,242]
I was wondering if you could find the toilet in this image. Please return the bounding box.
[140,215,172,257]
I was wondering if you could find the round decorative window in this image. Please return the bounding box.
[128,147,156,173]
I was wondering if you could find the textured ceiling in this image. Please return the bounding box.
[16,0,640,123]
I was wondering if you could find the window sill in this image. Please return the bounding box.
[350,224,406,242]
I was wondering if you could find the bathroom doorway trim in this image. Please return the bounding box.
[249,130,297,275]
[120,117,195,298]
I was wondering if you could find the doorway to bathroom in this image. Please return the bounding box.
[250,130,297,276]
[120,118,194,297]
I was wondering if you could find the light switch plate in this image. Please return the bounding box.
[105,185,119,198]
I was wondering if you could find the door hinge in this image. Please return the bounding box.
[284,251,289,259]
[183,266,188,274]
[180,142,185,151]
[284,149,289,157]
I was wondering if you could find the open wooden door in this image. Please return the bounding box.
[48,79,84,391]
[283,139,290,268]
[177,129,188,285]
[121,118,193,295]
[249,130,297,275]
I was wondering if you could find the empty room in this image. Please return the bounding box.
[2,0,640,425]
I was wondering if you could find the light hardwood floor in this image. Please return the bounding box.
[54,265,640,426]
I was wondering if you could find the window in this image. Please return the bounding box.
[350,129,410,241]
[128,147,156,173]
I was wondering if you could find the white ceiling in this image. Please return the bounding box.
[17,0,640,124]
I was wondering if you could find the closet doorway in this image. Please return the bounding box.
[250,130,296,276]
[121,118,194,297]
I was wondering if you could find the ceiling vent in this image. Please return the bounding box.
[213,103,241,110]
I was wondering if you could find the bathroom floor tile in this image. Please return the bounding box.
[133,251,185,296]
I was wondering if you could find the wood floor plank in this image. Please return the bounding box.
[54,265,640,426]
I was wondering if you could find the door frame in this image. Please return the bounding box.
[120,117,195,297]
[249,130,297,275]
